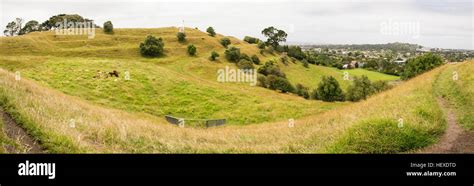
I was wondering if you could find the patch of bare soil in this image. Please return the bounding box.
[0,108,43,153]
[420,97,474,153]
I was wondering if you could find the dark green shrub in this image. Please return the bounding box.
[257,61,286,78]
[251,55,260,65]
[220,37,231,48]
[237,59,254,70]
[295,83,310,99]
[206,27,216,37]
[257,75,267,87]
[312,76,345,102]
[177,32,186,42]
[103,21,113,34]
[346,75,375,102]
[240,53,251,61]
[187,44,197,56]
[401,53,443,80]
[139,35,164,57]
[224,46,241,62]
[288,46,305,60]
[210,51,219,61]
[266,75,294,93]
[243,36,260,44]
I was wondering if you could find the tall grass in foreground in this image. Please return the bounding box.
[0,62,450,153]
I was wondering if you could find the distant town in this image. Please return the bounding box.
[297,42,474,75]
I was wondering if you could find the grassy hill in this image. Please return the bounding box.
[0,27,470,153]
[8,27,462,154]
[0,28,397,125]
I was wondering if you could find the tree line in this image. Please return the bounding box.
[3,14,114,36]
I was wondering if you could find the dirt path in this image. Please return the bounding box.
[0,108,43,153]
[420,97,474,153]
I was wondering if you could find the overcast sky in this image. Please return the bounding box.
[1,0,472,49]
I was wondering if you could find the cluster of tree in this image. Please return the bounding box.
[258,27,314,68]
[41,14,94,30]
[305,48,407,76]
[312,75,392,102]
[4,18,25,36]
[363,57,404,75]
[257,60,294,93]
[305,52,339,67]
[4,14,107,36]
[400,53,443,80]
[223,46,260,69]
[445,52,469,62]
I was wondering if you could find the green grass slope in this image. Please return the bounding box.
[0,27,396,125]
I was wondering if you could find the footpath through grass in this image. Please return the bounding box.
[433,61,474,130]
